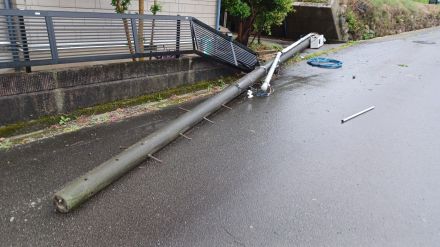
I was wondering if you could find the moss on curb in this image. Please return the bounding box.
[0,76,238,138]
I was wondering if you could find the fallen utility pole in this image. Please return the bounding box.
[53,35,313,213]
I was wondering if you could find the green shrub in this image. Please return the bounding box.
[58,115,71,125]
[346,0,440,40]
[362,29,376,39]
[346,10,364,39]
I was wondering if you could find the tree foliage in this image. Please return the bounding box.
[111,0,131,13]
[255,2,293,35]
[223,0,293,45]
[150,2,162,14]
[224,0,251,18]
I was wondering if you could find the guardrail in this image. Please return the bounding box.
[0,9,258,72]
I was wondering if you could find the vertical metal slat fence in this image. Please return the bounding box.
[0,9,258,72]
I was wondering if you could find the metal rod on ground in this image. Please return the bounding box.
[147,154,163,163]
[221,104,232,110]
[341,106,375,123]
[203,117,215,124]
[179,133,192,140]
[52,35,312,213]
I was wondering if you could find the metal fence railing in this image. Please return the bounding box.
[0,9,258,72]
[191,19,258,71]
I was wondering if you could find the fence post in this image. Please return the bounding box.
[4,0,21,71]
[189,19,197,52]
[45,16,58,63]
[18,16,31,72]
[229,35,237,66]
[175,15,181,58]
[130,18,140,58]
[5,16,20,71]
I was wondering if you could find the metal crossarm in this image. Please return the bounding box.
[0,9,258,72]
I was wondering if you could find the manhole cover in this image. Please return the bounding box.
[413,40,437,45]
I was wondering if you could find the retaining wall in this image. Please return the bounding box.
[0,57,237,125]
[272,0,346,41]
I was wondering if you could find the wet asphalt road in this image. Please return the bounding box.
[2,27,440,246]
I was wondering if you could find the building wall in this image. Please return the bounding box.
[12,0,217,26]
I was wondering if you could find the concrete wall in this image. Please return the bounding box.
[12,0,218,26]
[0,57,237,125]
[272,0,345,41]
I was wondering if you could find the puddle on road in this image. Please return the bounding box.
[273,74,326,91]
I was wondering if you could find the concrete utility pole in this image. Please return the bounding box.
[53,35,313,213]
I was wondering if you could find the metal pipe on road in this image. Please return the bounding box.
[53,35,312,213]
[341,106,375,123]
[261,51,281,92]
[261,33,315,92]
[281,33,314,54]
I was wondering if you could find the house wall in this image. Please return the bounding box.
[12,0,217,27]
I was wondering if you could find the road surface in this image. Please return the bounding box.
[2,27,440,246]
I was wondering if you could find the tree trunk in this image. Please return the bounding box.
[115,0,136,62]
[250,33,257,45]
[138,0,145,61]
[236,14,256,46]
[237,22,251,45]
[123,18,136,61]
[241,32,251,45]
[149,19,155,60]
[257,31,261,44]
[237,21,243,44]
[149,0,157,61]
[223,11,228,27]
